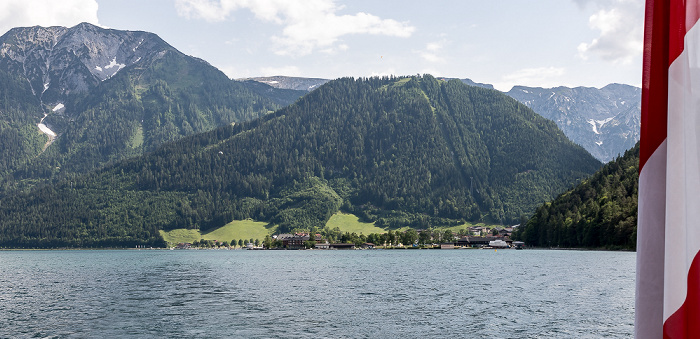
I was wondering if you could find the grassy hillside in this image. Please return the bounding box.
[325,212,385,235]
[160,219,273,246]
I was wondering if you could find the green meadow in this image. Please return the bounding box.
[160,219,273,246]
[160,213,500,246]
[325,212,385,235]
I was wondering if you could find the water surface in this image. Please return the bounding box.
[0,249,635,338]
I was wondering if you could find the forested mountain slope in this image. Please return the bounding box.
[247,76,641,163]
[0,75,601,248]
[514,143,639,249]
[0,23,304,194]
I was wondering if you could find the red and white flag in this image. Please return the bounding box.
[637,0,700,338]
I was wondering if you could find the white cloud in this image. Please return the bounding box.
[418,40,447,63]
[260,65,302,76]
[0,0,99,36]
[370,68,397,77]
[494,67,566,91]
[576,0,644,64]
[175,0,415,56]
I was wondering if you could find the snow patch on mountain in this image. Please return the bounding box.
[38,111,57,138]
[596,117,614,127]
[38,121,56,137]
[133,39,144,52]
[587,119,600,135]
[104,57,125,70]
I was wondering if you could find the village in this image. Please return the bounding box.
[173,225,525,250]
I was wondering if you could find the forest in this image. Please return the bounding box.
[513,143,639,249]
[0,75,602,248]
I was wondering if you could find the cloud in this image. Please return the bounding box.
[175,0,415,56]
[418,40,447,63]
[576,0,644,64]
[370,68,397,77]
[0,0,99,36]
[494,67,566,91]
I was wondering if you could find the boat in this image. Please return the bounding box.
[488,239,508,248]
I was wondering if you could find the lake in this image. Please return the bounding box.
[0,249,635,338]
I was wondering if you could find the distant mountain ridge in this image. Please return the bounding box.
[240,76,330,92]
[506,84,640,162]
[438,77,494,90]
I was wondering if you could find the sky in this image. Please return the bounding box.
[0,0,645,91]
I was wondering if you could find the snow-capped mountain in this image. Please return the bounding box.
[506,84,640,162]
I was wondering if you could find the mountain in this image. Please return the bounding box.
[514,142,639,250]
[438,77,495,90]
[240,76,330,92]
[0,75,602,248]
[244,76,641,163]
[506,84,641,162]
[0,23,305,193]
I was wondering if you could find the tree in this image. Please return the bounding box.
[238,239,243,247]
[401,229,418,246]
[231,239,237,248]
[254,238,260,246]
[304,238,316,249]
[443,230,454,242]
[432,229,442,243]
[418,230,431,246]
[386,230,396,246]
[491,228,498,236]
[264,235,272,249]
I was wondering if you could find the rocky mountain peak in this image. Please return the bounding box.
[0,22,172,105]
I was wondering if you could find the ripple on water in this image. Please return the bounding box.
[0,249,635,338]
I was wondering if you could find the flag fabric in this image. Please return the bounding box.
[636,0,700,338]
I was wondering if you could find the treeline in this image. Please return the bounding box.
[514,143,639,249]
[0,75,601,247]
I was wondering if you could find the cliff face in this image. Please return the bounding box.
[0,22,172,105]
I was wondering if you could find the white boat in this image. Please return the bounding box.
[488,239,508,248]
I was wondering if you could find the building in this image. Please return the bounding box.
[330,243,355,250]
[457,236,498,248]
[283,235,310,249]
[314,242,330,250]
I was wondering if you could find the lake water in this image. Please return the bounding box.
[0,249,635,338]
